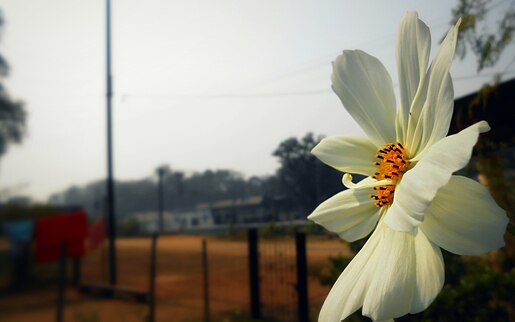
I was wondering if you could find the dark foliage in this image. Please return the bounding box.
[273,132,343,216]
[451,0,515,72]
[0,9,26,158]
[315,249,514,321]
[48,132,343,223]
[48,168,270,219]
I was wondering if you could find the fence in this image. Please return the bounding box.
[0,228,343,322]
[248,228,309,322]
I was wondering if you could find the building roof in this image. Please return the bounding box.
[197,196,263,210]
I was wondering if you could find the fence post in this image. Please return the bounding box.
[202,239,210,322]
[296,231,309,322]
[148,233,158,322]
[248,228,261,319]
[56,242,67,322]
[72,257,81,286]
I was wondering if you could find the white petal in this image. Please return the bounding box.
[396,12,431,143]
[311,136,377,176]
[362,222,416,320]
[342,174,393,190]
[411,230,444,314]
[385,121,490,232]
[420,175,508,255]
[332,50,397,147]
[319,220,444,321]
[408,19,460,157]
[318,218,384,321]
[308,188,380,242]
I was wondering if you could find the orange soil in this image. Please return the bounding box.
[0,235,350,322]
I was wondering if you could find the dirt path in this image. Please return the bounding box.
[0,235,349,322]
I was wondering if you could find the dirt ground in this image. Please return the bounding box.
[0,234,350,322]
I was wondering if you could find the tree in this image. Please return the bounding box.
[48,167,270,219]
[0,9,26,158]
[448,0,515,222]
[450,0,515,72]
[272,132,342,216]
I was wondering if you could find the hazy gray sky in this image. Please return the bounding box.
[0,0,514,201]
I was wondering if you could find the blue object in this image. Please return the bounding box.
[3,220,34,254]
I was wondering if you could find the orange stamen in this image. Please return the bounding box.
[370,142,409,207]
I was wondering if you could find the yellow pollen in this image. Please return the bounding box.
[370,142,409,207]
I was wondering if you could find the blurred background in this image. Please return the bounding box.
[0,0,513,321]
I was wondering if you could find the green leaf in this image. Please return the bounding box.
[507,222,515,236]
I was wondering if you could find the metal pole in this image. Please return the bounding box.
[295,232,309,322]
[106,0,117,285]
[157,168,165,232]
[148,233,158,322]
[72,257,81,286]
[56,243,67,322]
[248,228,261,319]
[202,239,210,322]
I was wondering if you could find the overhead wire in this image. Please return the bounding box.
[118,4,515,102]
[119,69,515,102]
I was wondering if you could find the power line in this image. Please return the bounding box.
[119,69,515,101]
[200,89,332,99]
[454,69,515,80]
[121,11,505,103]
[502,55,515,75]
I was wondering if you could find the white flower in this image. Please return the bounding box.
[308,12,508,321]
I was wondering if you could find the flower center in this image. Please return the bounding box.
[369,142,409,207]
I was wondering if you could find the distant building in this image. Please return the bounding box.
[171,195,293,232]
[204,196,280,225]
[132,211,174,232]
[130,195,299,233]
[170,208,214,231]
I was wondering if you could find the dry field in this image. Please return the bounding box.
[0,234,350,322]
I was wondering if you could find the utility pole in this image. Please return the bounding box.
[106,0,117,286]
[157,167,166,232]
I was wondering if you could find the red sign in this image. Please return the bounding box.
[35,210,88,263]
